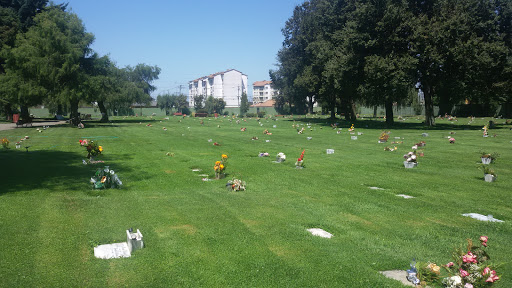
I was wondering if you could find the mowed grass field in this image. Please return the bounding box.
[0,115,511,287]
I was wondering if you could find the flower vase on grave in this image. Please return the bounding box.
[16,143,21,149]
[403,161,417,168]
[481,157,491,165]
[215,172,225,180]
[484,174,496,182]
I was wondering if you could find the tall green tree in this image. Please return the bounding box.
[2,6,94,123]
[157,93,175,115]
[239,92,249,115]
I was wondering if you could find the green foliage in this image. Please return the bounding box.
[204,96,226,114]
[239,92,249,115]
[193,94,205,110]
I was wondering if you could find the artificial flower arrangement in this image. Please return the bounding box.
[384,146,398,151]
[295,150,305,168]
[298,127,305,134]
[258,152,269,157]
[251,136,259,140]
[90,166,122,189]
[348,124,355,132]
[404,151,417,163]
[214,154,228,179]
[241,127,246,132]
[226,177,246,191]
[276,152,286,163]
[379,131,390,143]
[263,129,272,135]
[79,139,103,159]
[416,141,426,147]
[482,125,488,137]
[449,137,456,144]
[480,152,499,164]
[417,236,500,288]
[1,138,9,149]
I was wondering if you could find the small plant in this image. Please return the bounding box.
[480,152,499,163]
[479,165,496,176]
[1,138,9,149]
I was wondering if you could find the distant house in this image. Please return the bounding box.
[252,80,278,105]
[189,69,248,108]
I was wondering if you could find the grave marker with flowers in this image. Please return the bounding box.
[295,150,305,169]
[79,139,103,160]
[403,151,417,168]
[214,154,228,179]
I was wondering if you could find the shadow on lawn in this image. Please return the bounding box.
[0,149,129,195]
[291,117,504,131]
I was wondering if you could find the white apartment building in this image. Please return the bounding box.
[188,69,248,108]
[252,80,278,105]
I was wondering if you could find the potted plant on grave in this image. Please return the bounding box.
[479,165,497,182]
[480,152,499,165]
[378,131,390,143]
[1,138,9,149]
[403,151,418,168]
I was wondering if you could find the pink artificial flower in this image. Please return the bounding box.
[446,262,454,267]
[480,236,488,247]
[486,270,499,283]
[464,284,473,288]
[460,269,469,277]
[483,267,491,276]
[463,252,478,263]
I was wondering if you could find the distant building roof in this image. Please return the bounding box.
[190,69,247,83]
[253,80,272,87]
[251,99,275,107]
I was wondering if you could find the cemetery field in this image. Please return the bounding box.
[0,115,511,287]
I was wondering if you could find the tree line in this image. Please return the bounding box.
[0,1,160,124]
[271,0,512,126]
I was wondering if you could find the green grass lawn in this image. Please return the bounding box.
[0,115,511,287]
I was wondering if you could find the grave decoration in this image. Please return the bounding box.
[348,124,355,132]
[403,151,417,168]
[226,177,246,191]
[479,165,496,182]
[416,236,500,287]
[295,150,305,169]
[298,127,305,134]
[258,152,269,157]
[415,141,426,147]
[90,166,122,189]
[251,136,259,140]
[214,154,228,179]
[241,127,246,132]
[276,152,286,163]
[384,146,398,151]
[15,141,21,149]
[480,152,499,164]
[1,138,9,149]
[263,129,272,135]
[482,125,489,137]
[379,131,390,143]
[449,137,456,144]
[79,139,103,159]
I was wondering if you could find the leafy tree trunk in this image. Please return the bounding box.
[350,100,357,121]
[308,95,314,114]
[330,95,336,120]
[97,100,109,122]
[57,104,64,115]
[20,106,30,120]
[423,84,435,126]
[4,104,13,121]
[385,99,394,126]
[69,99,79,126]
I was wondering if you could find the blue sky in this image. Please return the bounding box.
[63,0,304,99]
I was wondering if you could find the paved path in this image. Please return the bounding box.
[0,120,67,131]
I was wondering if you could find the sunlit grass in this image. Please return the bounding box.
[0,115,511,287]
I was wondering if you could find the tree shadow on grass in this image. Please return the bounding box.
[0,149,133,195]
